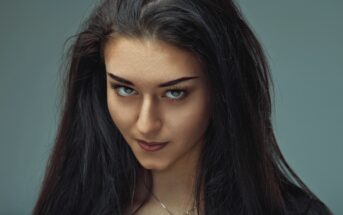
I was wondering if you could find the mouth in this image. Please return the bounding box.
[136,139,169,152]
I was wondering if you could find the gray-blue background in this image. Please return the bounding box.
[0,0,341,214]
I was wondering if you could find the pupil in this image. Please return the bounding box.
[172,91,179,96]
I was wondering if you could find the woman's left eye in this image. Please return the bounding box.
[165,89,187,101]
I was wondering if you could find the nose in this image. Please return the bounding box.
[136,96,162,136]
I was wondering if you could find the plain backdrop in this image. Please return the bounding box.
[0,0,341,214]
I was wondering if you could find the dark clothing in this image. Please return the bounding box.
[284,183,332,215]
[286,194,332,214]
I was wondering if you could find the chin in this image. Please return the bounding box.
[139,159,169,171]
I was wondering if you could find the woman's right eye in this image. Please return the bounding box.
[110,84,136,97]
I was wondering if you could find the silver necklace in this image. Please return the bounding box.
[143,173,198,215]
[150,190,197,215]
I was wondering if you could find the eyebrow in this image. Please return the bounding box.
[106,72,199,88]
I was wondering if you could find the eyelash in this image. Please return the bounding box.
[110,83,189,102]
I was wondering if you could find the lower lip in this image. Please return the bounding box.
[137,141,168,152]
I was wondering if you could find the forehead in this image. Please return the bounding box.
[103,37,204,85]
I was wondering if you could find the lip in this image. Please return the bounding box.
[137,140,169,152]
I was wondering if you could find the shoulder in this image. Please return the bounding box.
[283,183,332,215]
[288,196,333,215]
[303,198,333,215]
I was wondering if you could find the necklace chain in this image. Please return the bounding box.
[143,173,198,215]
[150,190,197,215]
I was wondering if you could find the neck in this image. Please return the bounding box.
[148,140,205,213]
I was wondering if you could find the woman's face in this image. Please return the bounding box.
[104,37,211,171]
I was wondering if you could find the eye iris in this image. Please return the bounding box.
[168,90,183,99]
[124,88,133,94]
[119,87,134,96]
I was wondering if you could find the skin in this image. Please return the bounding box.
[104,37,210,214]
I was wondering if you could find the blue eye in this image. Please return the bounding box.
[165,89,186,101]
[112,85,136,96]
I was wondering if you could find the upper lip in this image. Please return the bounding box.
[136,139,168,145]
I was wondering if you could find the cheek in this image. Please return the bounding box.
[107,93,135,132]
[169,94,210,142]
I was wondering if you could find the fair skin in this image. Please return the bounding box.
[104,37,210,214]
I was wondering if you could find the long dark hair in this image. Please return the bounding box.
[33,0,332,214]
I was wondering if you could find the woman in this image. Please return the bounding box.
[33,0,332,214]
